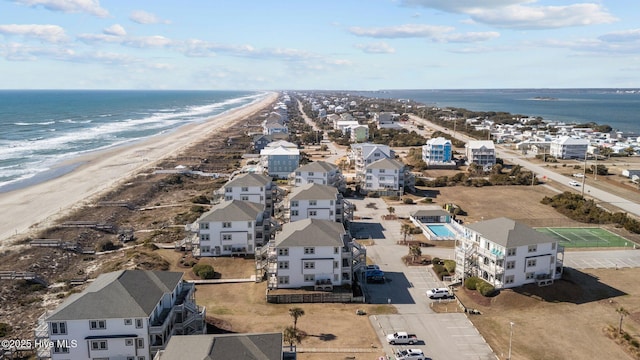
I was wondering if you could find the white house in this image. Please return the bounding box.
[287,183,352,223]
[260,141,300,179]
[362,158,410,196]
[38,270,205,360]
[549,136,589,159]
[214,172,280,214]
[422,137,455,167]
[455,217,564,289]
[349,143,395,180]
[465,140,496,169]
[194,200,272,256]
[292,160,345,190]
[270,219,358,290]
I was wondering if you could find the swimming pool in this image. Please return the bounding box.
[427,224,456,238]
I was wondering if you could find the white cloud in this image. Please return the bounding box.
[0,24,67,43]
[468,3,618,29]
[349,24,454,38]
[440,31,500,43]
[401,0,531,13]
[599,29,640,42]
[123,35,173,48]
[355,42,396,54]
[104,24,126,36]
[13,0,109,17]
[129,10,171,25]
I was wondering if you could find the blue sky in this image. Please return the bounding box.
[0,0,639,90]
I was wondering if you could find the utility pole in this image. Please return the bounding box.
[508,321,515,360]
[581,149,588,197]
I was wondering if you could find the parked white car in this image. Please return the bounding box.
[426,287,451,299]
[395,348,425,360]
[569,180,581,187]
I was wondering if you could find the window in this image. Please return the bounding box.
[366,175,372,180]
[135,319,143,328]
[200,234,209,241]
[309,200,317,206]
[53,343,70,354]
[241,187,249,191]
[225,187,232,193]
[295,172,301,176]
[199,223,209,230]
[505,275,515,284]
[528,245,537,253]
[278,261,289,269]
[248,222,252,228]
[506,261,515,270]
[308,172,314,176]
[223,222,231,228]
[90,320,106,330]
[136,339,144,349]
[379,169,385,173]
[291,201,298,207]
[223,245,232,251]
[124,319,132,325]
[90,340,108,351]
[304,247,315,254]
[552,242,556,250]
[527,259,537,267]
[222,234,232,241]
[291,210,298,216]
[278,248,289,256]
[550,256,555,264]
[334,247,339,254]
[278,276,289,284]
[126,339,134,346]
[303,261,315,269]
[526,272,535,280]
[247,233,252,241]
[50,322,67,335]
[304,274,315,282]
[507,248,516,256]
[241,196,249,201]
[138,357,145,360]
[334,261,339,269]
[309,210,317,216]
[366,169,372,173]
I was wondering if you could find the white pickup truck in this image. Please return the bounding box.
[386,331,419,345]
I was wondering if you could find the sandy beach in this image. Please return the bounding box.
[0,92,278,246]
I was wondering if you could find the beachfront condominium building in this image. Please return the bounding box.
[287,183,353,223]
[465,140,496,169]
[454,217,564,289]
[549,136,589,159]
[268,218,364,290]
[422,137,455,167]
[292,160,345,191]
[214,172,281,215]
[37,270,205,360]
[193,200,273,256]
[260,140,300,179]
[361,158,411,196]
[349,143,395,181]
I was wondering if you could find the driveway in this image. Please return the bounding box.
[348,198,497,360]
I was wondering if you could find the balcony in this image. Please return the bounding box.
[149,283,206,347]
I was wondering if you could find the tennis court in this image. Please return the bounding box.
[536,227,636,248]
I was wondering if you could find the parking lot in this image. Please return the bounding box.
[349,198,497,360]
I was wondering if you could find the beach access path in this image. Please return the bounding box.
[0,92,279,247]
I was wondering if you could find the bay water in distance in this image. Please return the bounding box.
[0,90,266,192]
[359,88,640,134]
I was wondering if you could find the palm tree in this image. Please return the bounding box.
[409,245,422,263]
[289,307,305,331]
[283,326,302,351]
[387,206,395,218]
[617,306,630,334]
[401,224,412,242]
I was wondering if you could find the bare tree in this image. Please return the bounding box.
[617,306,630,334]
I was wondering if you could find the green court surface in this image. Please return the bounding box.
[536,227,635,248]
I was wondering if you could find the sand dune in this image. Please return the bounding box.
[0,92,278,247]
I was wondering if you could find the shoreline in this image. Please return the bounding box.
[0,91,279,245]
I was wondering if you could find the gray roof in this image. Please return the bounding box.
[159,333,283,360]
[290,183,338,201]
[47,270,183,321]
[275,218,345,247]
[411,209,450,217]
[296,160,338,173]
[465,217,556,248]
[199,200,263,222]
[367,157,404,170]
[226,173,271,188]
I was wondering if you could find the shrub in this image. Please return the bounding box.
[191,195,210,204]
[193,263,215,279]
[0,322,12,337]
[443,259,456,273]
[432,257,441,265]
[387,195,400,201]
[465,276,481,290]
[477,281,496,297]
[403,198,414,204]
[421,198,433,203]
[98,240,118,252]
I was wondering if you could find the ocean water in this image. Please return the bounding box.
[359,89,640,134]
[0,90,266,192]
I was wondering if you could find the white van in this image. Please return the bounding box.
[426,287,451,299]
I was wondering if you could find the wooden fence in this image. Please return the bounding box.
[266,291,364,304]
